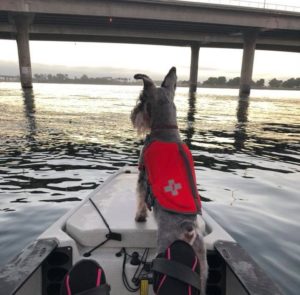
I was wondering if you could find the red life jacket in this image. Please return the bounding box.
[142,141,201,215]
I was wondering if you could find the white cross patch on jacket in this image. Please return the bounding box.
[164,179,182,196]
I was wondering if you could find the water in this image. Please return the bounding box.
[0,82,299,294]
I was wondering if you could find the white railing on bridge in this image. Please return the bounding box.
[176,0,300,13]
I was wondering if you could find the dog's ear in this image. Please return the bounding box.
[161,67,177,91]
[134,74,155,89]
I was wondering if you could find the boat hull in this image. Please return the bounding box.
[1,167,282,295]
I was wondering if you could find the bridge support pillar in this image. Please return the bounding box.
[239,32,257,97]
[189,45,200,93]
[15,15,33,89]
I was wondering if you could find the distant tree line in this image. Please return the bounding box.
[200,76,300,89]
[33,73,136,85]
[32,73,300,89]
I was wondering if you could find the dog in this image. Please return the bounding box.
[130,67,208,294]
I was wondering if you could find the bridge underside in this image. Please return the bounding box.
[0,12,299,52]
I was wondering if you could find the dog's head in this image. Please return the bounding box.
[130,67,177,135]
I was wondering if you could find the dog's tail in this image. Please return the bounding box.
[180,220,198,245]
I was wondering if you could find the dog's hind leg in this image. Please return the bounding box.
[135,169,148,222]
[192,233,208,295]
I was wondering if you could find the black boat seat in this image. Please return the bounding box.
[152,240,201,295]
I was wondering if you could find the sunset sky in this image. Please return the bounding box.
[0,0,299,81]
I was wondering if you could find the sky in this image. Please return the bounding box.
[0,0,299,82]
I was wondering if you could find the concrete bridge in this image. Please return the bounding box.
[0,0,299,96]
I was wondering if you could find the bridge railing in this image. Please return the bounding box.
[177,0,300,13]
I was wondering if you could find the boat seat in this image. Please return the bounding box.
[65,172,205,248]
[66,173,158,248]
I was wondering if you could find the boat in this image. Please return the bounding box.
[0,167,283,295]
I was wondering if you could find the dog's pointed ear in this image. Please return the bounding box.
[134,74,155,89]
[161,67,177,90]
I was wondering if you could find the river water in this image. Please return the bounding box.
[0,82,299,294]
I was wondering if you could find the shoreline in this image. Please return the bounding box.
[0,80,299,91]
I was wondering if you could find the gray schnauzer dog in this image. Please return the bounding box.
[130,67,208,294]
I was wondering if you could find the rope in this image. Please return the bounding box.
[83,198,122,257]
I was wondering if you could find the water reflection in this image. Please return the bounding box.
[236,97,249,123]
[185,92,196,147]
[1,84,299,295]
[234,97,249,151]
[22,88,36,144]
[0,85,298,202]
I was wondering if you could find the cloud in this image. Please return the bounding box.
[0,59,297,82]
[0,61,19,75]
[0,60,145,79]
[0,60,200,80]
[0,60,223,81]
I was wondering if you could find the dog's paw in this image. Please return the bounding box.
[135,214,147,222]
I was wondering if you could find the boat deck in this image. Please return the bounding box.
[0,167,283,295]
[66,168,207,249]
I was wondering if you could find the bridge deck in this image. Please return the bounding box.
[0,0,299,51]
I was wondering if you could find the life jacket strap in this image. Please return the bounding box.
[177,143,202,214]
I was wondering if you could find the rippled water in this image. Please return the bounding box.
[0,83,299,294]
